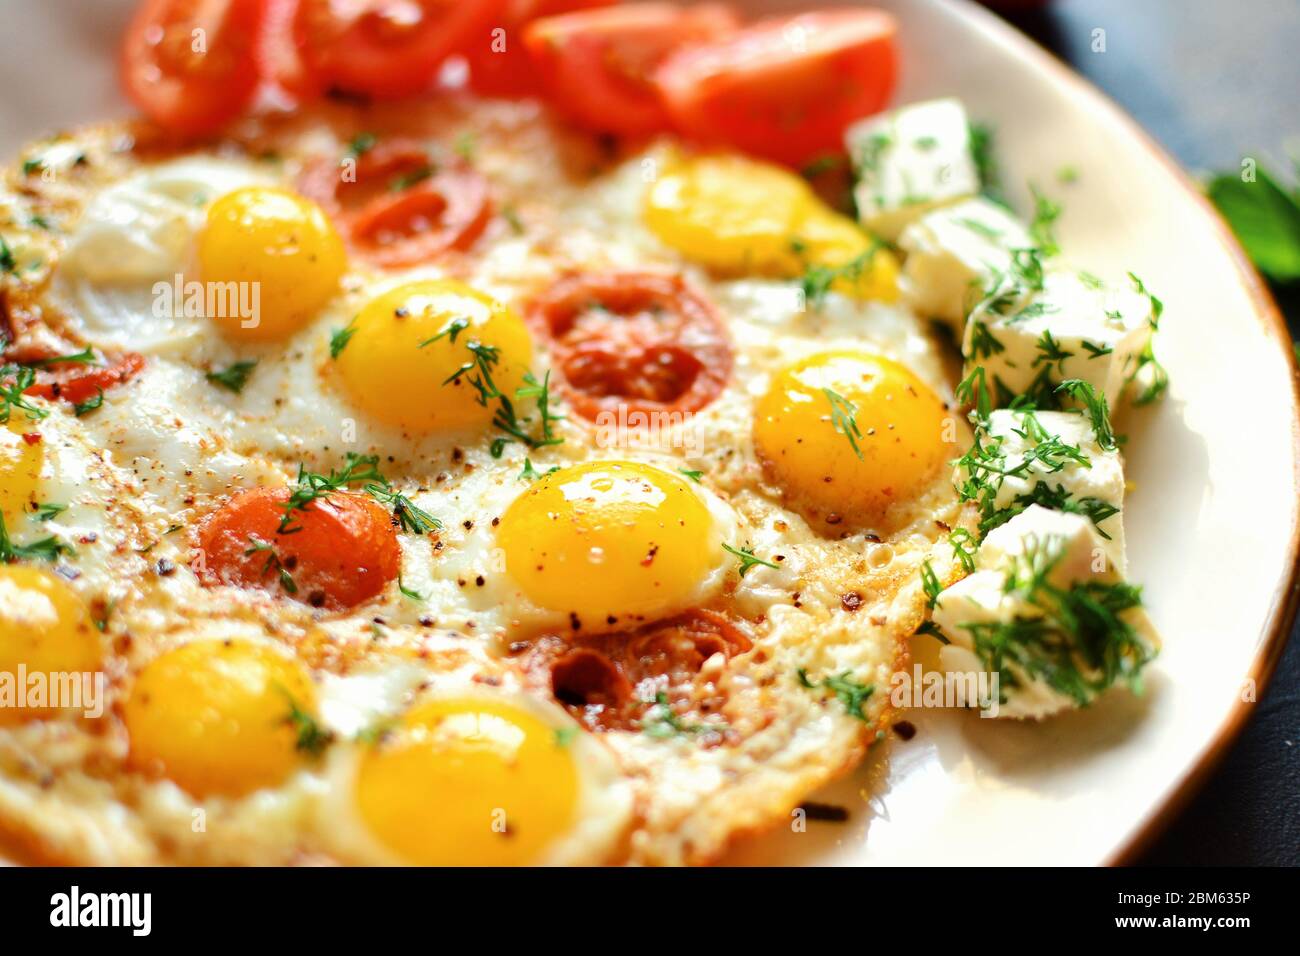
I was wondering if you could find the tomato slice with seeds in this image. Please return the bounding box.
[348,169,492,267]
[522,3,740,138]
[655,9,899,166]
[528,271,732,423]
[196,486,401,610]
[297,139,492,267]
[293,0,507,98]
[465,0,618,97]
[120,0,267,136]
[523,609,752,734]
[297,138,435,217]
[24,353,146,405]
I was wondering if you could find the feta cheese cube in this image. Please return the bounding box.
[931,506,1158,720]
[846,98,980,241]
[953,407,1127,573]
[961,268,1158,410]
[898,197,1034,334]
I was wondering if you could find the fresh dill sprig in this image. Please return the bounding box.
[0,512,74,563]
[796,669,874,721]
[823,387,864,459]
[722,543,779,578]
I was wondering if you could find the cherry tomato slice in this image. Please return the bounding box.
[256,0,324,103]
[465,0,618,97]
[298,139,492,267]
[196,486,401,610]
[24,353,146,405]
[293,0,507,98]
[348,169,492,267]
[655,9,899,166]
[120,0,267,136]
[524,609,751,733]
[522,3,739,138]
[528,271,732,422]
[298,138,438,218]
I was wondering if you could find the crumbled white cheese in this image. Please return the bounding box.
[898,197,1033,335]
[931,506,1157,720]
[961,268,1158,410]
[846,98,980,241]
[953,408,1127,573]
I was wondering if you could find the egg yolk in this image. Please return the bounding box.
[496,460,718,625]
[643,153,898,301]
[355,697,579,866]
[0,566,100,725]
[124,638,320,798]
[335,279,534,434]
[198,186,346,341]
[754,351,949,521]
[0,420,43,523]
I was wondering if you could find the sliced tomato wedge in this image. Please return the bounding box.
[293,0,506,98]
[196,486,401,609]
[349,169,492,266]
[24,353,146,405]
[120,0,268,136]
[297,138,437,217]
[523,609,752,733]
[466,0,618,97]
[298,139,492,266]
[655,9,899,166]
[528,271,732,422]
[256,0,324,103]
[522,3,739,138]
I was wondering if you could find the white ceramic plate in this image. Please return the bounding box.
[1,0,1296,866]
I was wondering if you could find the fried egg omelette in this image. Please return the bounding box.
[0,94,974,866]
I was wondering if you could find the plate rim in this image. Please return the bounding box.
[929,0,1300,865]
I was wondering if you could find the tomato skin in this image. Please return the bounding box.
[256,0,324,103]
[297,140,492,267]
[24,353,146,405]
[120,0,267,136]
[655,10,899,166]
[196,487,401,610]
[525,609,751,733]
[348,171,492,267]
[466,0,618,97]
[528,271,732,422]
[294,0,507,98]
[523,3,740,138]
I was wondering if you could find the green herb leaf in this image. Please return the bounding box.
[33,502,67,522]
[822,387,864,460]
[72,389,104,417]
[1207,167,1300,282]
[329,319,358,359]
[722,543,779,578]
[0,512,74,564]
[796,668,874,721]
[281,690,334,756]
[206,359,257,394]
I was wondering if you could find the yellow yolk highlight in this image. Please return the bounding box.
[198,186,346,341]
[754,351,949,521]
[0,420,43,523]
[0,566,100,725]
[124,639,320,797]
[643,153,898,301]
[496,460,717,624]
[355,697,579,866]
[335,279,533,434]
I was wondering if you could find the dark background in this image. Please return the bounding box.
[996,0,1300,866]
